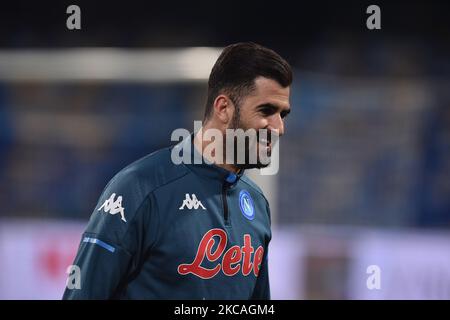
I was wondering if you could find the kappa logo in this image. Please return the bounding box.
[98,193,127,222]
[179,194,206,210]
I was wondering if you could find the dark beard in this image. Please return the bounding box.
[227,108,271,170]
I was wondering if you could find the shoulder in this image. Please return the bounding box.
[240,174,269,207]
[95,147,189,222]
[107,147,190,197]
[85,147,190,247]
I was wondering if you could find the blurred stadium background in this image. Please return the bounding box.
[0,1,449,299]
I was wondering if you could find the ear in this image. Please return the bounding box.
[212,94,234,124]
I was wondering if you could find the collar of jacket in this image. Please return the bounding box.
[173,132,245,185]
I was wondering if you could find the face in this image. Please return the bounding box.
[228,76,291,169]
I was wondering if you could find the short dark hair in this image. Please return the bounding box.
[203,42,293,121]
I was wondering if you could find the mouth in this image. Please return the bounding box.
[258,129,273,147]
[258,136,272,155]
[259,137,270,146]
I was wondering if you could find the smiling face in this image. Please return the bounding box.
[200,42,293,172]
[227,76,291,169]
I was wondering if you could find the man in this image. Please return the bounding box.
[63,42,292,299]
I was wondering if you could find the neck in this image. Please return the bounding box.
[193,125,240,174]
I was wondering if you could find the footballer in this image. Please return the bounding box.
[63,42,292,299]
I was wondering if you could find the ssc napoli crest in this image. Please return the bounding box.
[239,190,255,220]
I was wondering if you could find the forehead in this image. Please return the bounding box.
[246,77,290,108]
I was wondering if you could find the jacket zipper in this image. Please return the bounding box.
[222,182,230,226]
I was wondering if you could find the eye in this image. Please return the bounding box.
[258,105,277,116]
[280,110,290,119]
[261,107,274,116]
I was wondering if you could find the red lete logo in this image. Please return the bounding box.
[177,228,265,279]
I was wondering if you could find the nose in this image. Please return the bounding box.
[268,114,285,137]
